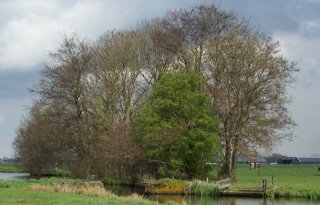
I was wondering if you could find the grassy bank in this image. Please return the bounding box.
[0,178,177,205]
[233,164,320,200]
[0,163,25,173]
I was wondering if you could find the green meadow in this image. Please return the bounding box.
[232,164,320,200]
[0,163,25,173]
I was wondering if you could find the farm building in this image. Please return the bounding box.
[265,156,281,164]
[292,157,320,164]
[277,157,320,165]
[277,157,295,164]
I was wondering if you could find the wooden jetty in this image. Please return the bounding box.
[219,179,268,198]
[217,178,231,191]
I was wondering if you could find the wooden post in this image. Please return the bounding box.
[262,179,267,198]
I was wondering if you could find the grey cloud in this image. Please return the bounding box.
[273,32,320,89]
[0,0,211,71]
[0,69,40,98]
[0,96,32,157]
[224,0,320,91]
[280,83,320,156]
[0,113,4,126]
[221,0,320,35]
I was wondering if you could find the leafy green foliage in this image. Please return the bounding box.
[135,71,220,179]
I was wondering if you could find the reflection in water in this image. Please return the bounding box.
[106,185,319,205]
[174,197,319,205]
[146,194,186,204]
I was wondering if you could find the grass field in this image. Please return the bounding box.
[0,178,177,205]
[0,163,72,177]
[232,164,320,200]
[0,163,25,173]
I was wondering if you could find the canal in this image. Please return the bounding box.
[0,172,30,180]
[106,184,320,205]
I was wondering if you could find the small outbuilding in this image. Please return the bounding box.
[265,156,281,164]
[277,157,295,164]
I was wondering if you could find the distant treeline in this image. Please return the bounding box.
[0,157,16,164]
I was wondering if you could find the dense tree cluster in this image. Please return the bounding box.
[14,4,297,180]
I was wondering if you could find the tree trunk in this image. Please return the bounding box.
[220,137,232,178]
[231,135,239,178]
[75,152,92,179]
[220,133,239,179]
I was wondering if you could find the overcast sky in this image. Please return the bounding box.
[0,0,319,158]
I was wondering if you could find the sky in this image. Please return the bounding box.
[0,0,319,158]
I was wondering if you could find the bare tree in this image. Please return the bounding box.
[206,31,297,178]
[92,31,149,124]
[90,31,152,180]
[148,4,297,178]
[150,4,237,72]
[33,35,97,178]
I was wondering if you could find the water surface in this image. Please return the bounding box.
[106,185,320,205]
[0,172,30,180]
